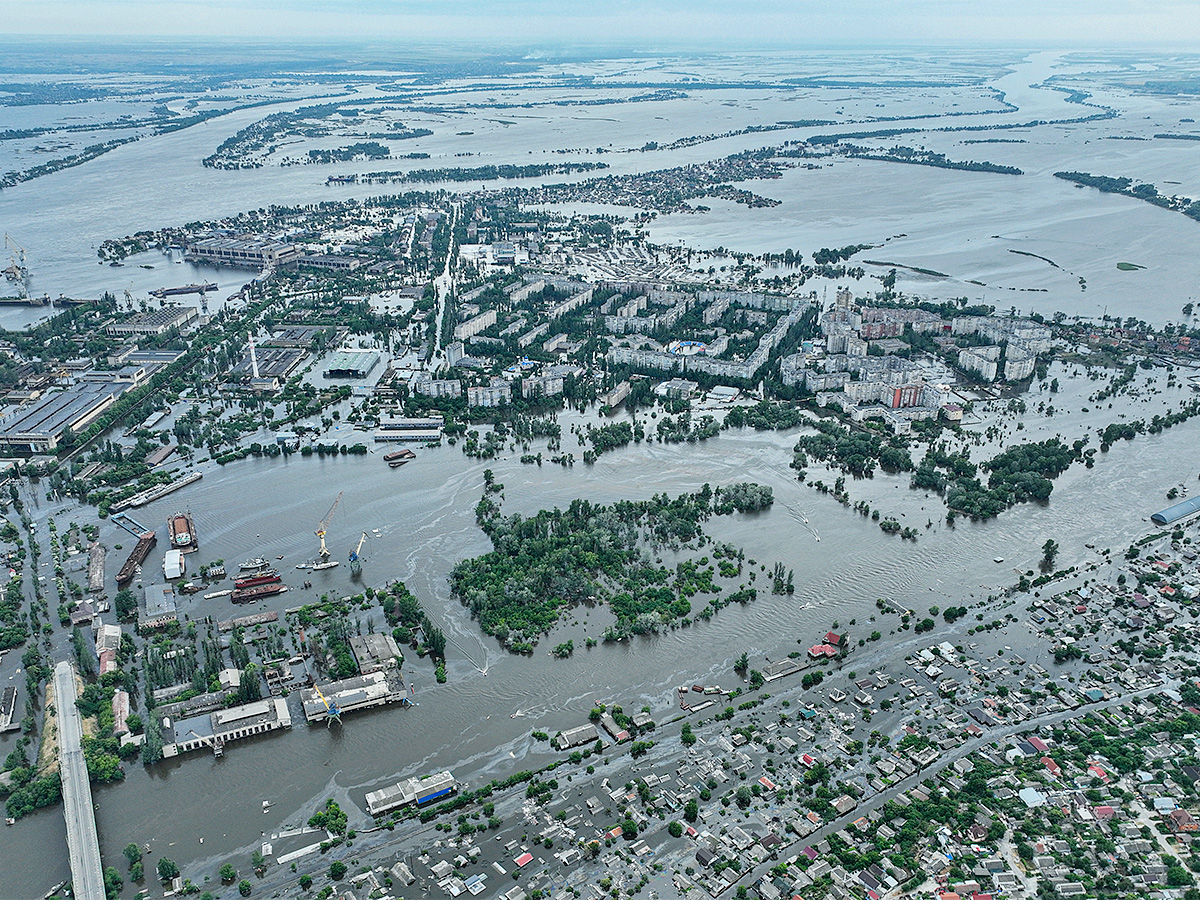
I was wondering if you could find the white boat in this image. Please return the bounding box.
[993,557,1004,563]
[239,558,268,570]
[312,560,339,571]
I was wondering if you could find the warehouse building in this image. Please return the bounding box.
[366,770,457,816]
[186,236,300,269]
[1151,495,1200,525]
[0,380,132,453]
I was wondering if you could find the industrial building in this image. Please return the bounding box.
[323,349,381,379]
[300,670,407,723]
[106,306,198,337]
[0,380,132,453]
[374,415,444,443]
[349,633,403,675]
[1151,496,1200,526]
[186,236,300,269]
[161,697,292,757]
[554,723,598,750]
[365,770,456,816]
[231,345,306,381]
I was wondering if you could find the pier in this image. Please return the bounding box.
[53,661,105,900]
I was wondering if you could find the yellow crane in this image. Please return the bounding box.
[315,491,343,560]
[311,682,341,725]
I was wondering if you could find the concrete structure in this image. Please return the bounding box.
[186,235,300,269]
[162,697,292,757]
[0,380,131,453]
[301,670,407,722]
[54,662,106,900]
[467,379,512,408]
[453,309,497,341]
[106,305,198,336]
[412,373,462,398]
[349,633,403,674]
[958,345,1000,382]
[375,415,444,442]
[366,770,457,816]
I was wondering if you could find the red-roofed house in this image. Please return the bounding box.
[1094,806,1115,822]
[824,631,845,647]
[1087,763,1110,783]
[1028,736,1049,753]
[808,644,837,659]
[515,852,534,867]
[759,776,777,790]
[1040,756,1061,778]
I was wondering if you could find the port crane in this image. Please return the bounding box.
[4,234,29,298]
[315,491,343,560]
[349,531,367,574]
[312,682,341,726]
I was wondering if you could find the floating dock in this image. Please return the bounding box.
[168,511,198,553]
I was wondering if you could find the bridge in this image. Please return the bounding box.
[53,661,105,900]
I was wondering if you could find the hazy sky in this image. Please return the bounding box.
[4,0,1199,46]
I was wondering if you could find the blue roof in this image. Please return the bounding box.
[1151,495,1200,525]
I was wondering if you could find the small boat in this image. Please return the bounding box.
[239,558,268,570]
[312,560,339,571]
[388,458,409,468]
[5,817,14,826]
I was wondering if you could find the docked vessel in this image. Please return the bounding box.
[239,558,269,571]
[388,458,410,468]
[234,569,281,589]
[168,512,198,553]
[383,449,415,462]
[312,560,339,571]
[231,583,287,604]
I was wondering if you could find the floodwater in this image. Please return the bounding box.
[1,50,1198,326]
[3,385,1198,895]
[2,47,1200,895]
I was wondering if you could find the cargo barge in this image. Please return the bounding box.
[234,569,281,589]
[383,449,415,462]
[149,282,217,298]
[116,531,157,585]
[168,512,198,553]
[231,583,287,604]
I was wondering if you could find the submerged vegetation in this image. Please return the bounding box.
[451,478,772,650]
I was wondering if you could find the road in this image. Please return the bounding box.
[54,661,106,900]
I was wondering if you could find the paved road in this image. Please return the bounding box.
[54,661,105,900]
